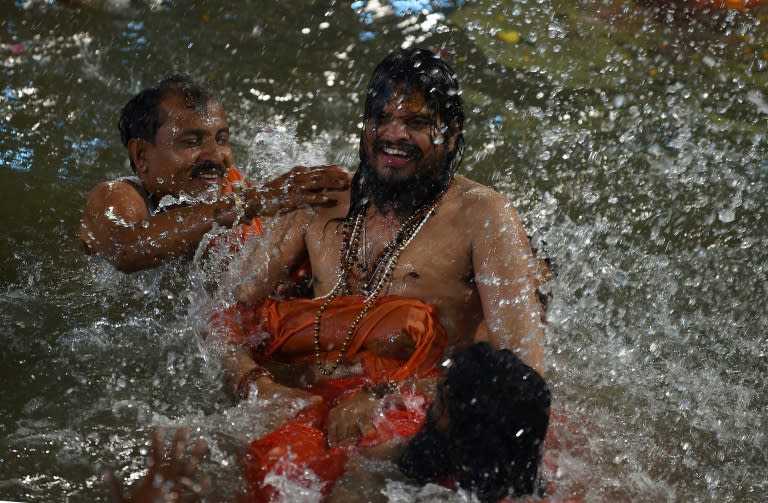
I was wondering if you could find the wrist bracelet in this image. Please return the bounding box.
[236,366,274,402]
[364,379,399,398]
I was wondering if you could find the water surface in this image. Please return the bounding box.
[1,0,766,501]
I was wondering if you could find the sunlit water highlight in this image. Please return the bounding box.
[1,0,766,501]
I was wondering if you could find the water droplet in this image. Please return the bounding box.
[718,209,735,223]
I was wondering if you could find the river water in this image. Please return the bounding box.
[1,0,766,501]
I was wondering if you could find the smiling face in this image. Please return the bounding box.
[362,88,455,186]
[130,92,234,201]
[359,87,458,214]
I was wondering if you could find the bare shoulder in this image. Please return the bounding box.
[82,177,148,221]
[449,175,520,223]
[85,177,141,206]
[307,189,352,229]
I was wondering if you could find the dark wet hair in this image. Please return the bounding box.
[349,48,466,214]
[117,74,213,171]
[400,342,551,502]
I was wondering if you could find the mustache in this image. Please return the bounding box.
[190,160,227,178]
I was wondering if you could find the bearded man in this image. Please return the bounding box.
[213,48,547,501]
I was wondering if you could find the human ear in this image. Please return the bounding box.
[445,120,461,152]
[128,138,149,174]
[127,138,149,174]
[128,138,146,174]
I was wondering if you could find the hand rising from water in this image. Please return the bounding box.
[104,427,210,503]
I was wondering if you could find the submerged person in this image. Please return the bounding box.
[104,428,211,503]
[209,47,548,500]
[399,342,551,502]
[78,75,349,272]
[106,343,551,503]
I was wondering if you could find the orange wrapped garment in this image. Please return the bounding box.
[242,403,348,503]
[214,295,448,385]
[226,295,447,502]
[242,380,433,503]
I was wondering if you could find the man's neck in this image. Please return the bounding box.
[366,174,454,220]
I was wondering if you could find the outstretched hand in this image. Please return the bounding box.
[246,164,351,218]
[104,427,210,503]
[247,375,324,407]
[326,391,381,446]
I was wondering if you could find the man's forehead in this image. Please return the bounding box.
[159,94,226,127]
[381,88,431,115]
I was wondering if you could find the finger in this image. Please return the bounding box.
[304,193,339,208]
[289,164,311,175]
[357,417,377,438]
[327,412,341,445]
[149,427,167,469]
[292,388,323,407]
[333,413,358,444]
[184,439,209,476]
[190,439,209,457]
[199,475,212,496]
[307,172,350,190]
[171,428,189,471]
[102,469,124,503]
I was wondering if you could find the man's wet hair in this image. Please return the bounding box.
[118,74,213,172]
[400,342,551,502]
[349,48,466,214]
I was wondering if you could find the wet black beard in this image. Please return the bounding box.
[362,163,452,218]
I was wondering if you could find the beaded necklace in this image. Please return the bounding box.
[312,183,450,376]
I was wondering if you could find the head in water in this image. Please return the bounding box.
[399,342,551,502]
[351,48,465,216]
[117,75,234,201]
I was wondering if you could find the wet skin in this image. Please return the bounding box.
[362,90,455,186]
[79,92,350,272]
[227,88,544,449]
[131,94,234,203]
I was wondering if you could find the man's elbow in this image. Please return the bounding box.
[101,243,158,273]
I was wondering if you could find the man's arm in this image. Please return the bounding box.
[78,179,243,272]
[470,190,545,375]
[219,207,319,402]
[78,165,350,272]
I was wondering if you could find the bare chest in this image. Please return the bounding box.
[306,211,477,307]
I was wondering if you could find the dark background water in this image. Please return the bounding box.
[1,0,766,501]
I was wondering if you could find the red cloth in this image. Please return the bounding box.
[242,403,347,502]
[229,295,447,502]
[214,295,448,385]
[242,381,432,502]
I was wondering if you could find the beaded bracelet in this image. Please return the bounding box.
[236,366,274,402]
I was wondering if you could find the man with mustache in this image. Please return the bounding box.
[212,48,548,501]
[78,75,349,272]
